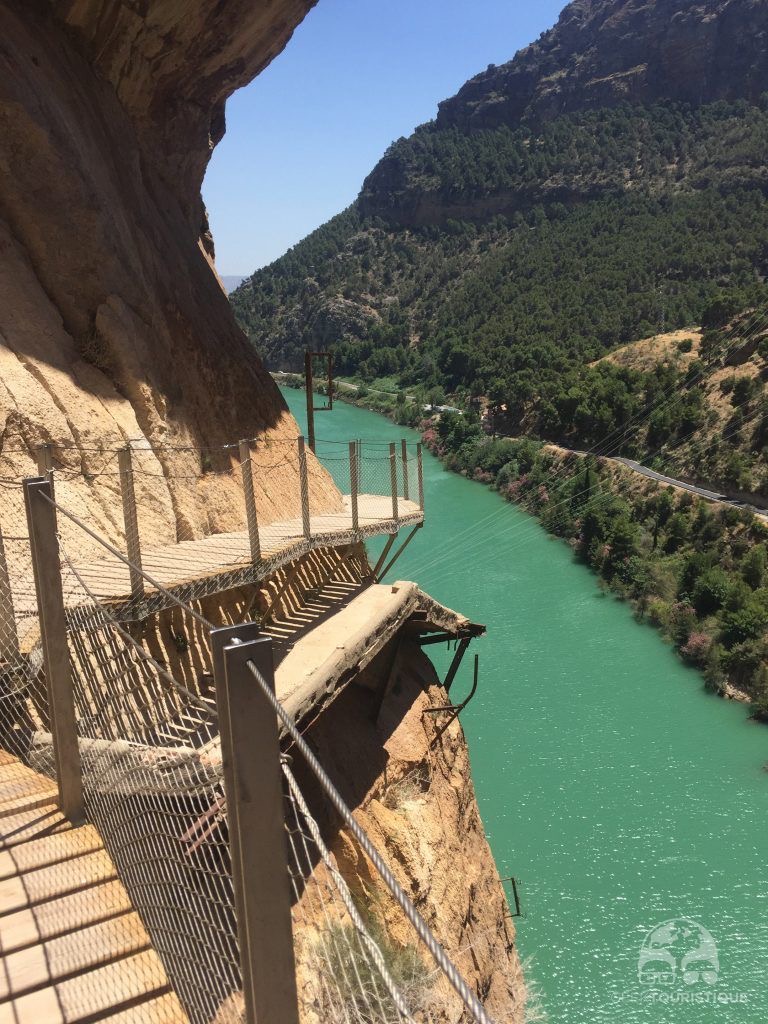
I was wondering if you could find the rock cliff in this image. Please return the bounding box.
[358,0,768,226]
[290,639,528,1022]
[0,0,342,544]
[437,0,768,132]
[1,6,523,1018]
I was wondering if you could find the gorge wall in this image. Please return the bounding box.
[358,0,768,226]
[0,0,340,544]
[1,4,527,1017]
[290,639,527,1022]
[436,0,768,133]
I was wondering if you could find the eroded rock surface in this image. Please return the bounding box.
[436,0,768,132]
[291,641,528,1023]
[0,0,339,544]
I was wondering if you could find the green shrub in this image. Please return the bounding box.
[692,568,731,615]
[719,595,768,646]
[742,544,767,588]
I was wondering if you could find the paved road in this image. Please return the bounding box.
[611,456,768,521]
[276,381,768,521]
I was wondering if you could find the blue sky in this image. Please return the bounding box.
[203,0,566,276]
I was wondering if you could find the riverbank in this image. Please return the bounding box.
[273,371,421,426]
[276,377,768,717]
[424,415,768,718]
[281,385,768,1024]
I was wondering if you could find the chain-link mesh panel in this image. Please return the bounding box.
[0,475,44,774]
[0,433,437,1024]
[24,436,421,624]
[55,547,240,1024]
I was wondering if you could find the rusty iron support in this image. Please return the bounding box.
[443,637,471,694]
[375,523,422,582]
[370,533,396,580]
[501,876,523,918]
[304,352,316,453]
[297,435,311,540]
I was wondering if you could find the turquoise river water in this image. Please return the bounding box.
[282,388,768,1023]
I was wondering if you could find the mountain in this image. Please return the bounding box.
[221,274,247,293]
[231,0,768,454]
[437,0,768,131]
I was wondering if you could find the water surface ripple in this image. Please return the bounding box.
[282,389,768,1022]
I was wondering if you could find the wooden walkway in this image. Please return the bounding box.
[62,494,423,619]
[0,756,188,1023]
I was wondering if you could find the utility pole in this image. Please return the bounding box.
[304,351,316,454]
[304,351,334,454]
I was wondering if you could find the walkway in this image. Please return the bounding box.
[61,493,424,619]
[198,579,484,760]
[0,754,187,1023]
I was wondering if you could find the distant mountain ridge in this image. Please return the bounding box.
[437,0,768,132]
[359,0,768,226]
[220,274,246,293]
[231,0,768,439]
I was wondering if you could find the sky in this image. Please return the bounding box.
[203,0,566,276]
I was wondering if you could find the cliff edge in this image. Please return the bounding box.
[0,0,339,541]
[436,0,768,132]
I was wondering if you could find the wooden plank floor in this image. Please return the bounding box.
[61,494,423,610]
[0,756,188,1023]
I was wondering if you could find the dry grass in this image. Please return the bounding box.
[593,328,702,372]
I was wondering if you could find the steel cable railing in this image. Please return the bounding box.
[10,434,424,621]
[10,480,500,1024]
[246,658,495,1024]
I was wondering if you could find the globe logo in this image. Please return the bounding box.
[638,919,719,988]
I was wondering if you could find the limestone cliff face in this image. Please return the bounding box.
[437,0,768,132]
[292,641,527,1022]
[0,0,341,544]
[358,0,768,227]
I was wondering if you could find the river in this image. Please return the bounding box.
[282,388,768,1023]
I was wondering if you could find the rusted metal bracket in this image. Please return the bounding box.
[374,523,422,583]
[423,653,479,716]
[501,876,524,919]
[370,533,396,580]
[443,636,471,694]
[415,627,481,647]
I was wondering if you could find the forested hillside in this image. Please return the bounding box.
[230,0,768,471]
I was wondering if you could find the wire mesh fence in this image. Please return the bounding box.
[53,554,241,1024]
[0,476,42,768]
[0,452,501,1024]
[249,650,497,1024]
[5,436,423,622]
[315,436,428,516]
[284,759,489,1024]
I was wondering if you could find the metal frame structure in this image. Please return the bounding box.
[304,350,334,452]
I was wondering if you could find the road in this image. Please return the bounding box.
[275,376,767,521]
[610,456,768,521]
